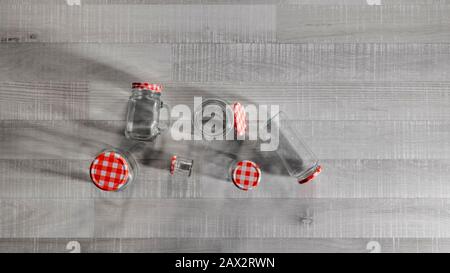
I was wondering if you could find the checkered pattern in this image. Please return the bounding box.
[233,102,247,136]
[132,82,162,93]
[90,151,129,191]
[232,160,261,191]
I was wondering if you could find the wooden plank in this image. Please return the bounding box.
[0,120,448,160]
[89,82,450,121]
[277,5,450,43]
[2,43,450,84]
[0,199,94,238]
[283,0,450,4]
[0,159,449,199]
[2,0,449,7]
[0,159,93,199]
[0,82,89,120]
[172,43,450,83]
[1,81,448,121]
[0,0,287,6]
[0,237,449,252]
[94,198,450,238]
[0,4,276,43]
[0,44,171,82]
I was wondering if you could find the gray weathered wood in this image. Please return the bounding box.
[5,0,450,5]
[172,43,450,82]
[0,199,94,238]
[0,82,89,120]
[3,3,450,43]
[1,120,448,160]
[1,0,450,252]
[0,159,449,199]
[1,237,449,253]
[3,44,450,84]
[94,198,450,238]
[89,82,450,121]
[3,81,450,121]
[277,5,450,43]
[0,4,276,43]
[0,44,171,82]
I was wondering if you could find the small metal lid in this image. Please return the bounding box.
[298,165,322,184]
[232,160,261,191]
[233,102,247,137]
[90,151,130,191]
[132,82,162,93]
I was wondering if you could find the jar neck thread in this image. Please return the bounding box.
[131,88,161,97]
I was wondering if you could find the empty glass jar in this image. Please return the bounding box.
[125,82,170,141]
[266,111,321,184]
[170,155,194,177]
[193,98,235,139]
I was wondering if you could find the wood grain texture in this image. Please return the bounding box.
[0,237,449,253]
[94,198,450,238]
[172,43,450,83]
[0,4,276,43]
[0,44,171,82]
[0,159,449,199]
[278,5,450,43]
[1,0,450,252]
[5,0,450,5]
[88,82,450,121]
[0,82,89,120]
[3,43,450,83]
[0,199,94,238]
[2,80,449,121]
[0,120,448,160]
[5,0,450,4]
[3,2,450,44]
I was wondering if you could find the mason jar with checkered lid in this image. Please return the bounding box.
[125,82,170,141]
[89,148,138,191]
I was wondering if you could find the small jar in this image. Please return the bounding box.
[125,82,170,141]
[89,148,138,191]
[170,155,194,177]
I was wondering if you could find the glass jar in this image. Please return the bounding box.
[89,148,138,191]
[266,111,321,184]
[193,98,235,140]
[125,82,170,141]
[170,155,194,177]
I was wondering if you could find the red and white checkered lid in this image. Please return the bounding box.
[132,82,162,93]
[90,151,130,191]
[298,165,322,184]
[232,160,261,191]
[170,155,177,175]
[233,102,247,136]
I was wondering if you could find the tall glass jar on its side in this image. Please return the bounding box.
[265,111,321,184]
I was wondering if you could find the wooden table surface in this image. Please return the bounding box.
[1,0,450,253]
